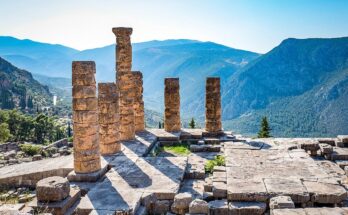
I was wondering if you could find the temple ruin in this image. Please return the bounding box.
[2,27,348,215]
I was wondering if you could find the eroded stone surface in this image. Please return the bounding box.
[36,176,70,202]
[229,201,267,215]
[205,77,222,134]
[269,196,295,209]
[164,78,181,132]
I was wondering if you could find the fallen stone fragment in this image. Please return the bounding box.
[171,192,192,215]
[269,196,295,209]
[189,199,209,214]
[229,201,266,215]
[319,143,333,155]
[36,176,70,202]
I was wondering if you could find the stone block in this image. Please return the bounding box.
[337,135,348,143]
[269,196,295,209]
[164,78,181,132]
[189,199,209,214]
[205,77,222,133]
[319,143,333,154]
[227,179,268,202]
[264,178,310,203]
[73,111,98,124]
[72,86,96,99]
[36,176,70,202]
[171,192,192,215]
[208,200,228,215]
[212,182,227,198]
[229,201,266,215]
[303,181,347,204]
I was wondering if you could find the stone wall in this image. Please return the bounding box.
[72,61,101,174]
[164,78,181,132]
[133,71,145,132]
[205,77,222,133]
[98,83,120,155]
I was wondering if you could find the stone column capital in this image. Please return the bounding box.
[112,27,133,37]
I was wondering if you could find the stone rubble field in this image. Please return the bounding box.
[1,130,348,214]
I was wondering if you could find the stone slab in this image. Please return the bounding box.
[229,201,266,215]
[227,179,268,202]
[303,181,347,204]
[0,155,73,187]
[331,147,348,160]
[179,179,204,199]
[67,161,109,182]
[272,208,348,215]
[147,128,180,141]
[264,178,310,203]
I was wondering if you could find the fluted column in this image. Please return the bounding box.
[72,61,101,173]
[164,78,181,132]
[205,77,222,133]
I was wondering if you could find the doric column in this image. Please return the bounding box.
[133,71,145,132]
[98,83,120,155]
[72,61,101,173]
[112,27,135,140]
[164,78,181,132]
[205,77,222,133]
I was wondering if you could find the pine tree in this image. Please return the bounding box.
[27,96,34,109]
[67,121,72,137]
[158,121,162,128]
[20,95,26,110]
[189,118,196,129]
[258,116,272,138]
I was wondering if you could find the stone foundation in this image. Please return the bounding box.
[133,71,145,132]
[72,61,101,174]
[205,77,222,134]
[98,83,120,155]
[164,78,181,132]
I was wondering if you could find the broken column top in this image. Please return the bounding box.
[165,78,179,84]
[112,27,133,36]
[133,71,143,77]
[72,61,96,74]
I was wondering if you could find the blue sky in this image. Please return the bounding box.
[0,0,347,53]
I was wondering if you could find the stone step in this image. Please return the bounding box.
[230,201,266,215]
[212,181,227,198]
[203,138,220,145]
[190,144,221,152]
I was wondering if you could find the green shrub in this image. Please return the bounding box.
[67,136,73,142]
[205,155,225,174]
[20,144,42,156]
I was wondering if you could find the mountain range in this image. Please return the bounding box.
[1,36,348,137]
[0,57,52,109]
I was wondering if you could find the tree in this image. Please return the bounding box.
[158,121,162,129]
[258,116,272,138]
[27,96,34,109]
[20,95,26,110]
[67,121,72,137]
[0,123,12,143]
[189,118,196,129]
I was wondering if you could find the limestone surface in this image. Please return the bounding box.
[205,77,222,133]
[164,78,181,132]
[36,176,70,202]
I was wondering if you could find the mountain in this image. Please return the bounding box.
[0,57,52,108]
[0,36,260,118]
[223,37,348,137]
[0,36,78,77]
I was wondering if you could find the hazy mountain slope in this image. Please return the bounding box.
[223,37,348,137]
[0,57,52,107]
[0,36,78,77]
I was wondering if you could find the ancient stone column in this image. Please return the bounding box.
[98,83,120,155]
[205,77,222,133]
[72,61,101,173]
[133,71,145,132]
[112,27,135,140]
[164,78,181,132]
